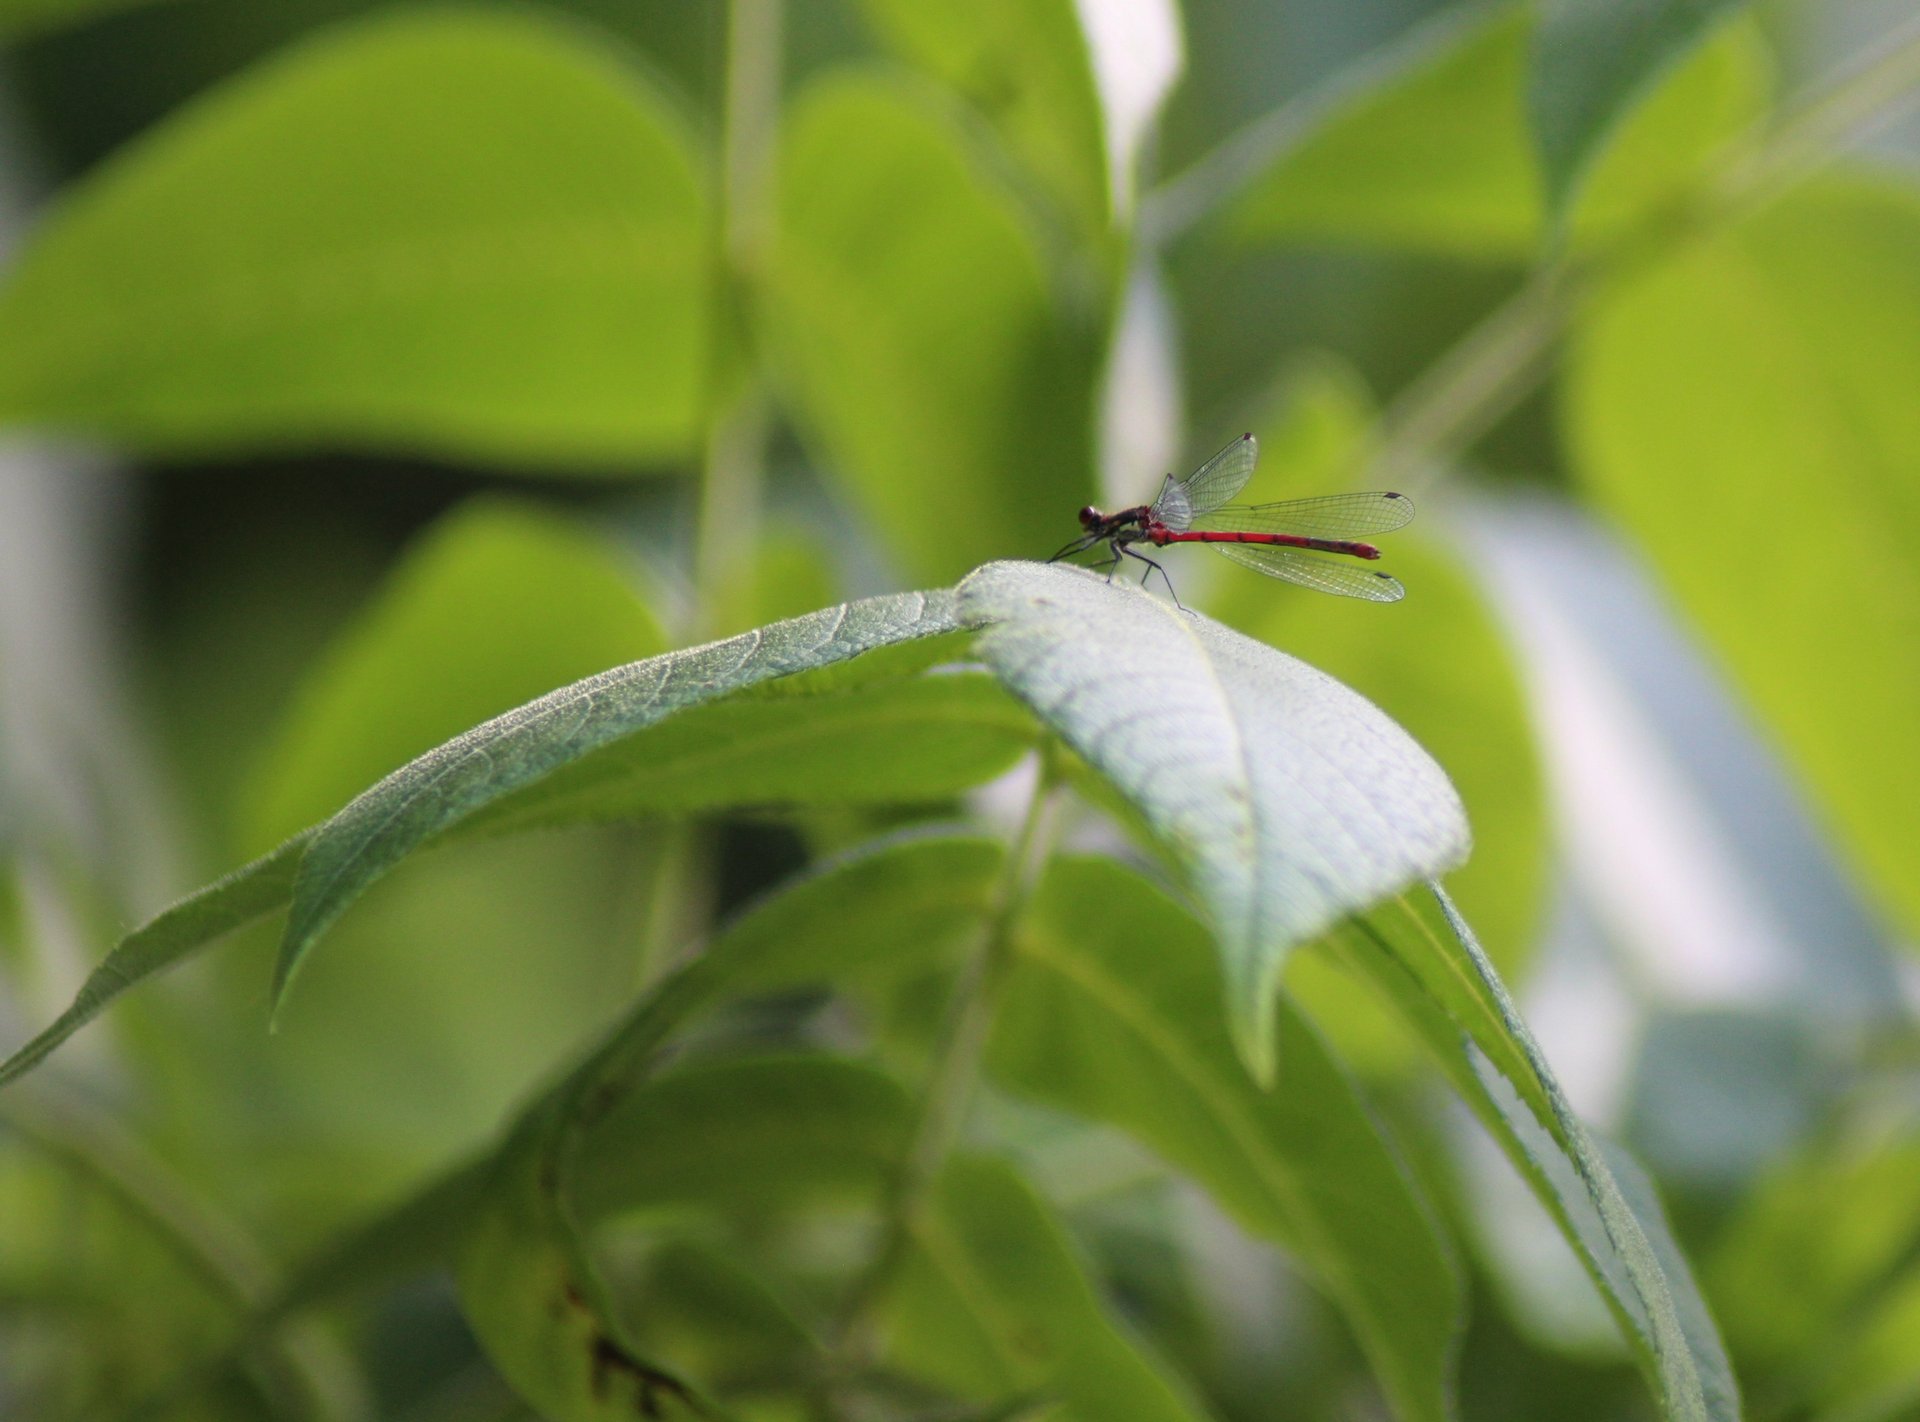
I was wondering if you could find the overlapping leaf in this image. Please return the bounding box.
[959,560,1469,1079]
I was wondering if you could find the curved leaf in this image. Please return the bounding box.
[272,588,962,1014]
[991,857,1461,1422]
[958,559,1468,1079]
[0,10,710,466]
[1325,888,1737,1422]
[0,0,166,41]
[243,501,668,853]
[0,838,304,1090]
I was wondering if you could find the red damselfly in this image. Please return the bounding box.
[1049,433,1412,606]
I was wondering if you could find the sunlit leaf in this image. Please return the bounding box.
[991,857,1461,1422]
[1226,7,1766,257]
[958,559,1469,1079]
[273,588,962,1014]
[769,72,1095,583]
[857,0,1110,234]
[243,501,667,853]
[1528,0,1750,223]
[1569,174,1920,945]
[0,11,710,466]
[887,1155,1205,1422]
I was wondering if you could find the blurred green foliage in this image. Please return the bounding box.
[1,1,1917,1420]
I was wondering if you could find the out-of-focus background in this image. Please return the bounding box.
[1,0,1917,1418]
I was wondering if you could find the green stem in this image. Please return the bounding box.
[823,772,1063,1401]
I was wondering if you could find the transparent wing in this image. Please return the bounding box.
[1210,542,1406,601]
[1191,491,1414,539]
[1150,473,1192,531]
[1159,433,1258,523]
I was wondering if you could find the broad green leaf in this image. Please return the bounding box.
[1529,0,1749,223]
[1325,888,1737,1422]
[0,0,165,40]
[1226,7,1766,257]
[1568,175,1920,944]
[991,857,1460,1422]
[459,672,1034,833]
[273,588,962,1015]
[0,11,710,467]
[769,72,1095,584]
[888,1155,1204,1422]
[1214,360,1545,986]
[243,502,667,854]
[857,0,1109,235]
[0,837,304,1091]
[958,560,1469,1079]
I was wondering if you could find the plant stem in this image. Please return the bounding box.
[693,0,782,634]
[823,771,1063,1403]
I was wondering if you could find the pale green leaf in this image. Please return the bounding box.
[1226,7,1766,257]
[992,857,1461,1422]
[272,588,962,1014]
[0,10,710,467]
[857,0,1110,234]
[243,501,667,853]
[888,1155,1205,1422]
[1568,174,1920,945]
[769,72,1095,583]
[957,560,1469,1079]
[1325,888,1737,1422]
[1529,0,1750,223]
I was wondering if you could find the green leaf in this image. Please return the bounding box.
[272,587,962,1016]
[1568,175,1920,945]
[1325,888,1737,1422]
[459,671,1034,833]
[990,857,1460,1422]
[0,10,710,467]
[958,560,1469,1079]
[1529,0,1750,224]
[578,1055,912,1222]
[0,838,304,1091]
[242,501,667,853]
[856,0,1110,234]
[887,1154,1205,1422]
[1226,6,1766,257]
[769,72,1095,584]
[1218,361,1545,973]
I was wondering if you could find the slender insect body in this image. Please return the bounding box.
[1046,433,1412,605]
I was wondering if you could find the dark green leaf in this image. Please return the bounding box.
[1569,175,1920,945]
[1529,0,1750,223]
[991,857,1460,1422]
[958,560,1469,1079]
[0,0,167,41]
[243,501,667,853]
[769,72,1095,583]
[273,588,962,1015]
[887,1155,1205,1422]
[0,11,710,467]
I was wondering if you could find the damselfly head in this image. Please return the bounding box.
[1077,505,1102,530]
